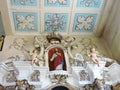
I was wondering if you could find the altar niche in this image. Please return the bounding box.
[51,86,69,90]
[48,47,66,71]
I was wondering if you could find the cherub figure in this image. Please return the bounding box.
[15,79,34,90]
[88,48,100,67]
[30,47,44,66]
[31,48,39,65]
[21,79,29,89]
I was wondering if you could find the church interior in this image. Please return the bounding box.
[0,0,120,90]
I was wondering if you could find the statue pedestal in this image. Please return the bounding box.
[86,60,106,81]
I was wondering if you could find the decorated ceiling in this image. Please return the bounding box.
[7,0,104,34]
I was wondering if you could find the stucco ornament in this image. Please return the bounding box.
[45,13,66,31]
[17,15,35,30]
[59,0,67,4]
[48,0,57,4]
[48,0,67,4]
[80,0,98,7]
[75,16,94,30]
[13,0,35,5]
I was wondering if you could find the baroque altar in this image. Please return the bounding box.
[0,32,120,90]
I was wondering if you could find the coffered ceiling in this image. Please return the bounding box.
[6,0,105,35]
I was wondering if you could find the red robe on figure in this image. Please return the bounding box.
[53,53,64,69]
[49,48,66,70]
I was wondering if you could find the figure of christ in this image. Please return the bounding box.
[50,48,65,70]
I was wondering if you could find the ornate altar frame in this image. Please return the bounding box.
[45,44,70,71]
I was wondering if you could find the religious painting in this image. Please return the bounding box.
[48,47,66,71]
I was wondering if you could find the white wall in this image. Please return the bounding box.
[103,0,120,62]
[0,0,13,35]
[0,14,5,35]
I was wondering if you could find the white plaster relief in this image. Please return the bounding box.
[13,0,35,5]
[16,15,35,30]
[75,16,94,30]
[48,0,67,4]
[80,0,99,7]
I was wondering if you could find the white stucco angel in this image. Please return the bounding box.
[30,47,44,66]
[88,47,101,67]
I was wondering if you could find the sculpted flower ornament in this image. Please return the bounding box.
[59,0,67,4]
[48,0,67,4]
[75,16,94,30]
[45,13,67,32]
[80,0,99,7]
[16,15,35,30]
[48,0,57,4]
[13,0,35,5]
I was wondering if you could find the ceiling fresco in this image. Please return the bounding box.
[8,0,104,34]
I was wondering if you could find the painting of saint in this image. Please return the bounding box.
[48,47,66,71]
